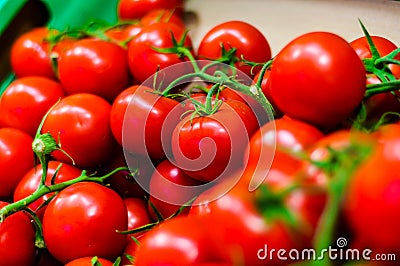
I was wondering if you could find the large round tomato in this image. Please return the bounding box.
[0,128,34,200]
[120,85,185,161]
[42,182,128,264]
[10,27,57,79]
[172,99,259,182]
[118,0,184,20]
[133,215,228,265]
[197,20,272,79]
[57,38,130,102]
[41,93,116,170]
[0,76,65,136]
[269,32,366,129]
[245,116,324,183]
[0,202,36,266]
[127,22,194,85]
[13,161,82,218]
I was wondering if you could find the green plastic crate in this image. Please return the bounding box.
[0,0,120,94]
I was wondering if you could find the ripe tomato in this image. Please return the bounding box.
[105,149,152,198]
[350,35,400,78]
[104,23,143,46]
[0,76,65,136]
[13,161,82,218]
[133,215,228,265]
[0,202,36,266]
[197,21,272,79]
[148,159,204,219]
[42,182,128,264]
[41,93,116,170]
[10,27,57,79]
[190,177,312,266]
[269,32,366,129]
[350,35,400,124]
[118,0,184,20]
[245,117,324,183]
[0,128,34,200]
[127,22,194,85]
[57,38,130,102]
[172,99,259,182]
[120,85,185,161]
[141,8,185,28]
[64,257,114,266]
[344,146,400,254]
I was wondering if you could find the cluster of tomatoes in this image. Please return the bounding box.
[1,0,400,265]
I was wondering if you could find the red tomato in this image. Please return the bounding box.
[13,161,82,218]
[269,32,366,129]
[148,159,204,219]
[172,99,259,182]
[0,202,36,266]
[120,85,185,160]
[121,234,144,266]
[344,146,400,254]
[350,35,400,79]
[133,215,228,265]
[104,23,143,46]
[64,257,114,266]
[124,197,153,237]
[10,27,57,79]
[57,38,130,102]
[141,8,185,28]
[127,22,194,85]
[244,117,324,186]
[41,93,116,169]
[190,178,311,266]
[253,69,284,117]
[0,76,65,136]
[197,21,272,79]
[118,0,184,20]
[0,128,34,200]
[350,36,400,124]
[105,149,152,198]
[42,182,128,264]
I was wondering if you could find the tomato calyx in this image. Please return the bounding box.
[358,20,400,98]
[151,29,193,59]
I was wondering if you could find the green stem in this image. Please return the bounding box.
[0,167,128,222]
[311,144,371,266]
[364,79,400,98]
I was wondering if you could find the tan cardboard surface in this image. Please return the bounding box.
[185,0,400,55]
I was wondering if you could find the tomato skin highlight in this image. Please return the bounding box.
[197,20,272,79]
[0,201,37,266]
[57,38,131,102]
[41,93,116,170]
[0,76,65,136]
[269,32,366,129]
[10,27,57,79]
[127,22,194,85]
[0,128,34,200]
[172,100,259,182]
[42,182,128,264]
